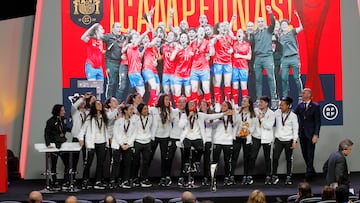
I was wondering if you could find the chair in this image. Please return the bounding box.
[317,200,336,203]
[99,200,128,203]
[299,197,322,203]
[287,194,298,203]
[133,199,163,203]
[0,201,22,203]
[42,201,57,203]
[77,200,92,203]
[168,198,181,203]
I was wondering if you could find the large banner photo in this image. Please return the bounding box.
[62,0,343,126]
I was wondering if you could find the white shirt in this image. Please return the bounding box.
[274,109,299,142]
[253,108,275,144]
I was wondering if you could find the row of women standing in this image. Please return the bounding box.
[45,91,299,190]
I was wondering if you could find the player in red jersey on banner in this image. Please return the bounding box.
[210,16,236,112]
[122,29,150,97]
[231,29,252,109]
[80,23,105,81]
[170,32,194,106]
[162,31,177,97]
[189,26,211,106]
[142,37,162,106]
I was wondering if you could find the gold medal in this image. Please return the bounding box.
[225,130,228,134]
[60,133,64,137]
[190,128,193,133]
[162,123,165,128]
[99,129,102,134]
[143,130,147,134]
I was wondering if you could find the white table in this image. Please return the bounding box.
[34,142,82,193]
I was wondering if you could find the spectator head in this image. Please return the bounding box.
[247,189,266,203]
[104,194,116,203]
[142,194,155,203]
[28,191,43,203]
[65,195,78,203]
[336,184,350,203]
[298,182,312,199]
[322,185,335,201]
[182,191,196,203]
[338,139,353,156]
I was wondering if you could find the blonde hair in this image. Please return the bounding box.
[247,189,266,203]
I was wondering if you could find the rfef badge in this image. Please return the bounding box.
[70,0,104,28]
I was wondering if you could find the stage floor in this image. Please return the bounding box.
[1,173,359,203]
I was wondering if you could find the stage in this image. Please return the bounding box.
[1,173,359,203]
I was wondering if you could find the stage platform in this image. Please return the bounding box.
[1,173,359,203]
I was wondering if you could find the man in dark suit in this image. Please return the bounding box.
[323,139,353,187]
[294,88,321,181]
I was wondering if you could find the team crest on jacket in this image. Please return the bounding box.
[70,0,103,28]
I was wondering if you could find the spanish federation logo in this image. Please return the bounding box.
[70,0,103,28]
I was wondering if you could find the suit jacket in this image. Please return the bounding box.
[323,150,349,185]
[294,100,321,138]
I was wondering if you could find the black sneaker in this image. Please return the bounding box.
[131,178,140,187]
[93,181,105,190]
[201,177,210,186]
[109,180,116,189]
[81,180,91,190]
[62,182,71,190]
[165,176,172,186]
[264,176,272,185]
[241,176,247,185]
[178,177,184,186]
[122,180,132,189]
[285,176,293,185]
[159,177,166,187]
[51,182,61,191]
[271,175,279,185]
[141,179,152,188]
[193,162,201,173]
[224,176,230,186]
[247,176,254,185]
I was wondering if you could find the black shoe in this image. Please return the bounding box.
[165,176,172,186]
[141,179,152,188]
[224,176,230,186]
[178,177,184,186]
[122,180,132,189]
[183,163,191,174]
[62,182,71,190]
[131,178,140,187]
[271,175,279,185]
[201,177,210,186]
[51,182,61,191]
[81,180,91,190]
[159,177,166,187]
[264,176,272,185]
[241,176,247,185]
[93,181,105,190]
[193,162,201,173]
[285,176,293,185]
[247,176,254,185]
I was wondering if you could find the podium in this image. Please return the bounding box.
[34,142,81,193]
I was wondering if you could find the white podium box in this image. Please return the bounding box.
[34,142,82,193]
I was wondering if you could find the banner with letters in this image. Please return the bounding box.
[61,0,342,125]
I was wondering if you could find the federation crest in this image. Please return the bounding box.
[70,0,103,28]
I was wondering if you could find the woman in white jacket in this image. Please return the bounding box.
[78,100,109,190]
[211,101,236,186]
[179,100,231,185]
[132,103,153,188]
[110,104,136,189]
[231,96,256,185]
[250,96,275,185]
